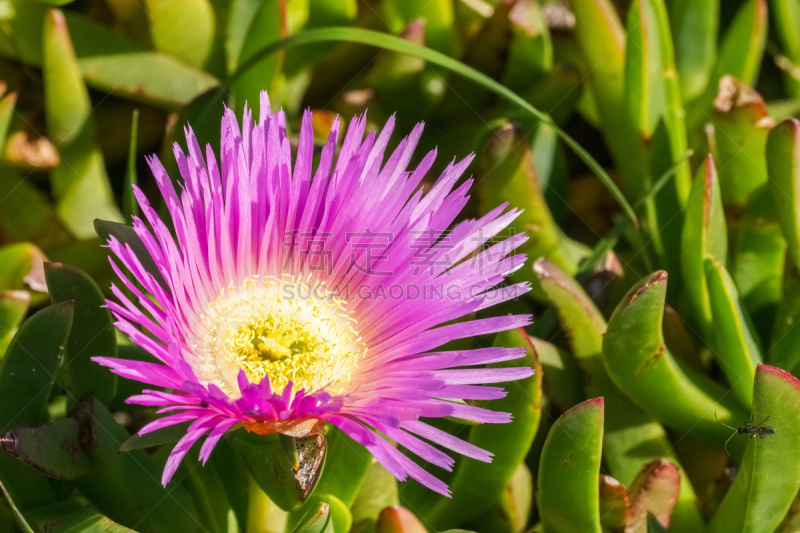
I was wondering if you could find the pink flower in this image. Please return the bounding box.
[94,92,532,495]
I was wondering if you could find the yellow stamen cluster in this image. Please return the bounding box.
[192,274,365,397]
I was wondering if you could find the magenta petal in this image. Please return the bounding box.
[99,90,533,495]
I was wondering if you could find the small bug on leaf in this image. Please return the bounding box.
[715,412,775,455]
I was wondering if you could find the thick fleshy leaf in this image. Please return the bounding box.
[628,459,681,531]
[72,399,203,533]
[153,442,230,533]
[0,243,46,292]
[603,271,750,454]
[0,291,29,356]
[711,0,767,88]
[531,336,584,411]
[0,418,89,480]
[376,506,427,533]
[669,0,718,99]
[233,431,325,512]
[295,494,350,533]
[598,475,631,532]
[731,187,785,335]
[625,0,666,141]
[712,76,773,208]
[502,1,552,90]
[478,125,588,277]
[770,274,800,374]
[0,302,72,511]
[230,26,637,225]
[681,154,727,332]
[44,262,117,404]
[292,501,331,533]
[93,219,161,281]
[705,258,762,407]
[0,171,71,248]
[0,302,72,431]
[227,0,284,113]
[423,328,540,528]
[709,365,800,533]
[119,421,191,453]
[569,0,630,178]
[465,463,532,533]
[686,0,767,135]
[145,0,215,68]
[767,119,800,270]
[772,0,800,95]
[44,9,123,237]
[381,0,454,55]
[535,259,703,530]
[0,92,16,153]
[208,439,249,533]
[25,500,136,533]
[0,4,218,110]
[537,398,604,533]
[350,460,398,530]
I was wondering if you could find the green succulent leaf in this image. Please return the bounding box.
[731,187,785,333]
[145,0,215,68]
[479,125,588,278]
[119,421,191,453]
[230,26,638,226]
[0,301,73,431]
[772,0,800,95]
[705,258,762,407]
[298,494,350,533]
[0,302,72,511]
[628,459,681,531]
[0,92,17,153]
[291,501,331,533]
[44,262,117,405]
[537,397,604,533]
[711,77,772,208]
[44,9,123,237]
[0,291,29,356]
[767,118,800,270]
[0,4,218,110]
[569,0,630,176]
[709,365,800,533]
[681,154,727,332]
[71,398,203,533]
[603,271,750,454]
[0,243,46,292]
[227,0,283,113]
[232,431,326,513]
[0,418,89,480]
[502,1,552,90]
[423,328,541,528]
[535,259,704,530]
[25,500,136,533]
[93,219,161,281]
[669,0,718,99]
[625,0,667,142]
[598,475,631,533]
[712,0,767,88]
[531,336,584,411]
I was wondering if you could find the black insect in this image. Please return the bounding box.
[715,412,775,455]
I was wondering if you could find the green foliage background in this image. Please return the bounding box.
[2,0,800,532]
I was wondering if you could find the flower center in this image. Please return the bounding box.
[193,275,364,396]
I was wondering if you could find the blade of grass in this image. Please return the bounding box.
[124,109,139,220]
[227,26,638,227]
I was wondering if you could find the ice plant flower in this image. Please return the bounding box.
[94,92,533,495]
